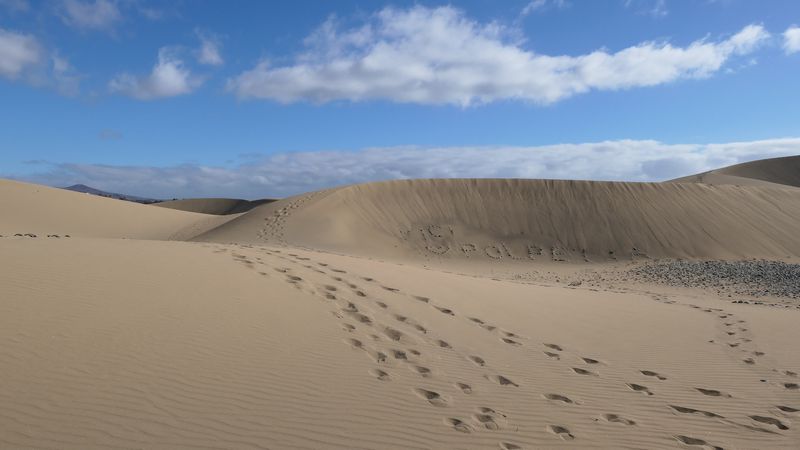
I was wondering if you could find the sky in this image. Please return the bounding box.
[1,0,799,199]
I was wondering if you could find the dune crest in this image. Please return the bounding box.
[672,155,800,188]
[196,178,800,262]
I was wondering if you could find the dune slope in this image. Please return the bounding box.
[0,179,230,240]
[196,179,800,261]
[156,197,275,215]
[672,155,800,188]
[1,238,797,449]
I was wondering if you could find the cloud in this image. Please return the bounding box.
[0,28,42,79]
[60,0,122,31]
[521,0,567,16]
[0,27,82,94]
[0,0,29,13]
[51,53,81,95]
[13,138,800,199]
[227,6,768,106]
[784,26,800,54]
[624,0,668,18]
[109,47,202,100]
[196,31,223,66]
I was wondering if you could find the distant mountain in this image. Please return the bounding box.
[62,184,162,204]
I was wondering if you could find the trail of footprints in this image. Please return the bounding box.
[222,245,797,448]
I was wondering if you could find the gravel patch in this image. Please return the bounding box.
[627,260,800,300]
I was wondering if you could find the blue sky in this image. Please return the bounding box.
[1,0,799,198]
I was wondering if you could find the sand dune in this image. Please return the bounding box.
[195,179,800,262]
[672,155,800,188]
[156,197,276,215]
[0,179,225,240]
[1,157,799,449]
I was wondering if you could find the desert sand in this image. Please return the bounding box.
[1,156,799,449]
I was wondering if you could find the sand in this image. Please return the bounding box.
[1,156,799,449]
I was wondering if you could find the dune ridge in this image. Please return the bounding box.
[156,197,276,215]
[195,178,800,262]
[672,155,800,188]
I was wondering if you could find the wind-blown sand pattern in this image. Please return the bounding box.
[1,156,799,449]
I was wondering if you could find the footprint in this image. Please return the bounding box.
[749,415,789,430]
[572,367,597,376]
[488,375,519,387]
[469,355,486,367]
[414,388,448,407]
[325,293,337,300]
[413,324,427,333]
[473,413,500,430]
[544,343,563,351]
[445,418,472,433]
[544,393,573,404]
[345,338,364,349]
[332,268,347,273]
[674,435,723,450]
[369,350,388,364]
[602,413,636,425]
[383,327,405,342]
[354,290,367,297]
[375,301,388,309]
[543,351,560,360]
[436,340,452,349]
[412,365,432,377]
[786,383,799,390]
[785,371,798,377]
[393,314,408,323]
[669,405,723,419]
[499,443,522,450]
[641,370,667,380]
[434,306,455,316]
[696,388,728,397]
[743,358,755,365]
[582,357,600,364]
[413,296,430,303]
[324,285,337,291]
[341,302,358,313]
[349,312,373,325]
[391,350,408,360]
[501,338,521,346]
[342,323,356,332]
[547,424,575,440]
[468,317,485,325]
[626,383,653,395]
[455,382,472,394]
[369,368,390,381]
[382,286,399,292]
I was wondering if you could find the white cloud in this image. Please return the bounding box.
[0,28,42,79]
[14,138,800,199]
[784,26,800,54]
[625,0,668,18]
[0,0,30,13]
[51,53,80,95]
[109,47,201,100]
[60,0,121,31]
[196,32,223,66]
[521,0,567,16]
[227,6,769,106]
